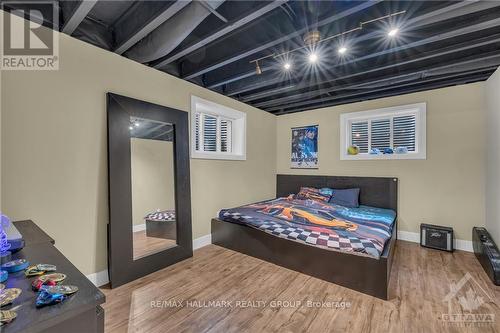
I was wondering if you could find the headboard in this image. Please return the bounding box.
[276,174,398,211]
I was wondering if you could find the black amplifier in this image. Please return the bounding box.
[420,223,453,252]
[472,227,500,286]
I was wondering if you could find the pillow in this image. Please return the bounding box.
[329,188,360,208]
[296,187,333,202]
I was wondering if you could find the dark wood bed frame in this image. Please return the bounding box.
[211,174,398,300]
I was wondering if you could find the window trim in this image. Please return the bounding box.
[340,102,426,160]
[190,96,246,160]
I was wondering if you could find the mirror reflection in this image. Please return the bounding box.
[130,116,177,260]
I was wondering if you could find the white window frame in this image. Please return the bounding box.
[191,96,246,160]
[340,102,426,160]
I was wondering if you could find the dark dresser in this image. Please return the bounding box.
[2,220,105,333]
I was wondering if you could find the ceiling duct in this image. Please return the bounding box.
[124,0,226,64]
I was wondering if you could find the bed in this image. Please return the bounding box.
[144,210,176,239]
[211,175,398,300]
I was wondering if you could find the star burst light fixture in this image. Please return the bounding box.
[308,53,318,64]
[388,28,399,37]
[248,10,406,74]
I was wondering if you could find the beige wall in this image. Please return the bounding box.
[0,55,2,213]
[1,14,276,275]
[131,138,175,226]
[277,84,486,241]
[485,68,500,243]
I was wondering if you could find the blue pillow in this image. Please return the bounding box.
[329,188,360,208]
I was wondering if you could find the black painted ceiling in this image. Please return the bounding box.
[4,0,500,115]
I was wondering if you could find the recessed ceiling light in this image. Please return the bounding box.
[134,122,140,127]
[338,47,347,55]
[388,28,399,37]
[308,53,318,63]
[284,62,291,70]
[129,126,133,130]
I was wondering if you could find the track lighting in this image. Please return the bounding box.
[304,30,321,46]
[248,10,406,76]
[308,53,318,63]
[388,28,399,38]
[255,61,262,75]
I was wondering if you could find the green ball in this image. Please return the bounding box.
[347,145,359,155]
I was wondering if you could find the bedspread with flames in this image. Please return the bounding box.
[218,197,396,258]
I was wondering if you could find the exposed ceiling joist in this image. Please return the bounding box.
[114,1,192,55]
[13,0,500,115]
[152,127,174,140]
[199,0,228,23]
[269,67,496,113]
[399,0,476,27]
[137,123,169,138]
[274,72,491,115]
[230,16,500,99]
[181,0,383,80]
[124,0,225,64]
[154,0,288,68]
[218,0,500,96]
[61,0,97,35]
[266,53,500,112]
[252,34,500,108]
[206,65,274,89]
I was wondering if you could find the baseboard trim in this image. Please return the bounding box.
[397,230,473,252]
[193,233,212,250]
[132,223,146,232]
[87,231,473,287]
[86,270,109,287]
[86,234,213,287]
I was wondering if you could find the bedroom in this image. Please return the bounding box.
[0,0,499,332]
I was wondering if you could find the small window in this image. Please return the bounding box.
[340,103,426,160]
[191,96,246,160]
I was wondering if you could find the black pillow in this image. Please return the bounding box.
[329,188,360,208]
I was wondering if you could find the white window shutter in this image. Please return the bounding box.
[203,114,217,152]
[393,115,416,151]
[370,119,391,151]
[220,119,232,153]
[351,121,368,153]
[195,113,200,151]
[340,102,426,160]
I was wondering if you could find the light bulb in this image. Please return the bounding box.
[284,62,291,70]
[388,28,399,38]
[308,53,318,63]
[338,47,347,55]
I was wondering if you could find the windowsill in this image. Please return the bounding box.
[191,151,246,161]
[340,152,426,160]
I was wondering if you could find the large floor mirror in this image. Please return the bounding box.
[107,93,192,288]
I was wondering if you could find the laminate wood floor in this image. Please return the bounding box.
[102,241,500,333]
[133,230,176,260]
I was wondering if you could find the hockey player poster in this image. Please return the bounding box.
[290,125,318,169]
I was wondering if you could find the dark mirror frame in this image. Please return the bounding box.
[107,93,192,288]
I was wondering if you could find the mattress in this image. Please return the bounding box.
[218,197,396,258]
